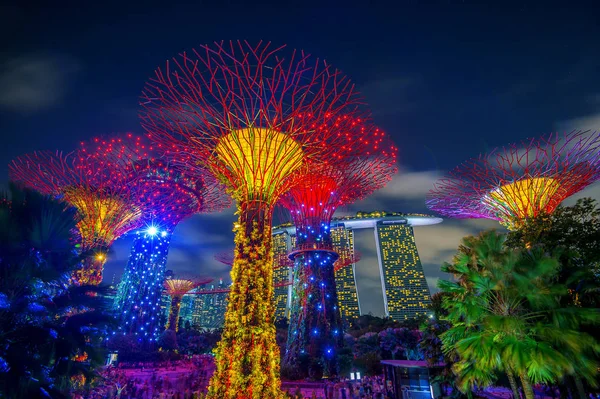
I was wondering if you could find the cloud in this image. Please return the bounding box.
[0,54,80,113]
[342,168,441,214]
[414,218,502,294]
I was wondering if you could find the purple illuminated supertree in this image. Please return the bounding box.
[427,131,600,230]
[140,41,365,397]
[279,121,397,378]
[94,134,230,343]
[9,145,142,285]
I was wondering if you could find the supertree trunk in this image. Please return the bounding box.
[116,228,171,343]
[283,223,342,379]
[207,200,282,399]
[167,295,183,332]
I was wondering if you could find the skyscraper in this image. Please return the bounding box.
[273,231,292,320]
[374,219,431,320]
[331,224,360,322]
[179,279,228,330]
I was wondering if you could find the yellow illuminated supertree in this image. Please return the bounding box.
[10,147,142,285]
[164,277,213,332]
[140,41,364,398]
[427,131,600,230]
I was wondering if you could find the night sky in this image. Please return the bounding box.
[1,2,599,316]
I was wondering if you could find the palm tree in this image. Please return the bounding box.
[0,185,113,398]
[440,231,599,399]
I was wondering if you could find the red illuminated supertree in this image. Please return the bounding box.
[93,134,230,343]
[140,41,364,397]
[164,277,213,332]
[279,121,397,378]
[427,131,600,230]
[9,147,142,285]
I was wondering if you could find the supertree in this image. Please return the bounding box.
[164,277,213,332]
[140,41,365,398]
[93,135,230,344]
[9,146,142,285]
[279,124,397,378]
[427,131,600,230]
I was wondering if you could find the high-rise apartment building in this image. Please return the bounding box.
[273,231,292,320]
[179,279,228,330]
[331,224,360,322]
[374,219,431,320]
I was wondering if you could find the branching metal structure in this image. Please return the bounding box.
[427,131,600,230]
[140,41,364,398]
[279,122,397,378]
[9,147,141,285]
[98,134,229,343]
[164,277,213,332]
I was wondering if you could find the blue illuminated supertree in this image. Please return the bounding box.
[279,120,397,378]
[96,135,230,344]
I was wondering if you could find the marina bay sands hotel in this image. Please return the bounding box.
[272,211,442,322]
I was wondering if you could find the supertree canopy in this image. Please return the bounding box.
[140,41,365,398]
[279,122,397,378]
[164,277,213,332]
[9,147,142,285]
[427,131,600,230]
[97,135,229,344]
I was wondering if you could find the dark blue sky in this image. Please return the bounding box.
[1,1,599,315]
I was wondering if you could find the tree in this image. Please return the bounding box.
[158,330,178,351]
[440,231,599,399]
[507,198,600,307]
[379,328,423,360]
[507,198,600,397]
[0,185,113,398]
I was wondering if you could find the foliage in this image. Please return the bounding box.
[0,185,114,398]
[177,329,222,355]
[440,230,599,399]
[353,352,382,376]
[506,198,600,307]
[158,330,178,351]
[353,332,380,358]
[378,327,423,360]
[346,315,399,338]
[336,346,354,377]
